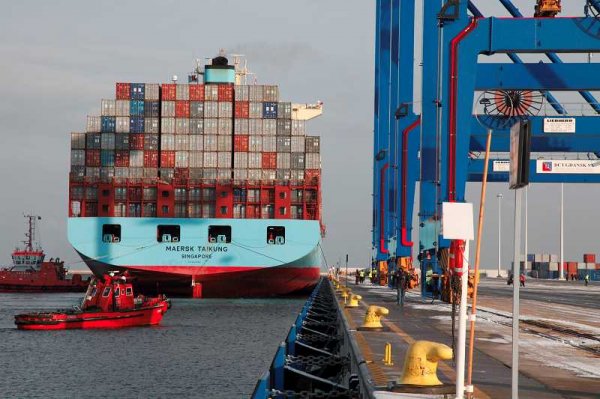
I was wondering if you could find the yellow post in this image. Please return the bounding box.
[346,294,362,308]
[399,341,453,386]
[359,305,389,330]
[383,342,394,366]
[341,289,350,304]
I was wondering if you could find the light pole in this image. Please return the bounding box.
[524,187,528,272]
[497,193,503,277]
[560,183,564,280]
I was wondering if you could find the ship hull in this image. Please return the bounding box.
[69,217,322,297]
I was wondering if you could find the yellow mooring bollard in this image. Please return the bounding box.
[358,305,389,331]
[341,289,351,304]
[399,341,453,386]
[383,342,394,366]
[345,294,362,308]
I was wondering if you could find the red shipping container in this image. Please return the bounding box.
[116,83,131,100]
[584,254,596,263]
[175,100,190,118]
[86,150,101,167]
[189,84,205,101]
[144,150,159,168]
[160,151,176,168]
[262,152,277,169]
[115,151,130,167]
[305,169,321,184]
[162,84,177,100]
[130,134,145,150]
[234,135,249,152]
[234,101,250,118]
[218,84,234,101]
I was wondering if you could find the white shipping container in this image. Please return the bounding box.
[291,120,305,136]
[203,152,218,168]
[305,136,320,153]
[101,133,116,150]
[249,85,264,102]
[235,119,249,134]
[100,167,115,180]
[234,152,248,168]
[550,254,558,262]
[71,133,86,150]
[218,152,231,168]
[248,152,262,168]
[262,136,276,152]
[145,84,160,100]
[101,99,116,116]
[217,169,231,180]
[116,117,130,133]
[291,137,305,153]
[175,118,190,134]
[291,170,304,181]
[71,150,85,166]
[263,85,279,102]
[175,151,189,168]
[218,136,232,152]
[190,118,204,134]
[249,119,263,135]
[276,169,291,180]
[175,135,189,151]
[161,101,175,117]
[234,85,249,101]
[205,84,219,101]
[305,153,321,169]
[114,167,129,178]
[204,101,219,118]
[161,118,176,134]
[204,118,218,135]
[233,169,248,180]
[249,102,263,118]
[277,119,292,136]
[542,254,550,262]
[176,84,189,100]
[116,100,130,117]
[276,136,291,152]
[145,117,159,134]
[204,135,218,152]
[578,262,586,269]
[87,116,101,133]
[534,254,543,262]
[189,151,203,168]
[218,119,232,135]
[262,170,276,180]
[277,153,291,169]
[161,134,175,151]
[263,119,277,135]
[249,135,262,152]
[130,150,144,167]
[86,167,100,178]
[218,102,233,118]
[203,169,217,181]
[248,169,262,180]
[277,102,292,119]
[190,101,204,118]
[129,167,144,178]
[549,262,559,271]
[144,168,158,179]
[189,135,203,151]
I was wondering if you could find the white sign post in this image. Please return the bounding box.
[442,202,474,399]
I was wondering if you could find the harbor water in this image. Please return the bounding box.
[0,292,304,398]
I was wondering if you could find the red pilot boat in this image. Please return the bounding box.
[15,272,170,330]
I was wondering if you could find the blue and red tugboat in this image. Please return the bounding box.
[15,272,170,330]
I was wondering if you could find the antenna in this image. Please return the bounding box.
[171,75,178,83]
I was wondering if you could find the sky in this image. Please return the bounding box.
[0,0,599,273]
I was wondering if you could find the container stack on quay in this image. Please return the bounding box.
[519,253,600,280]
[69,82,322,221]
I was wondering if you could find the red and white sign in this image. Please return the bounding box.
[537,160,600,174]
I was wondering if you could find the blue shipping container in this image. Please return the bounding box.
[130,100,144,116]
[263,102,278,119]
[101,150,115,167]
[101,116,116,133]
[130,117,145,133]
[130,83,145,100]
[144,101,160,117]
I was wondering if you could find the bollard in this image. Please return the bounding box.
[345,294,362,308]
[383,342,394,366]
[358,305,389,331]
[341,289,351,304]
[399,341,453,386]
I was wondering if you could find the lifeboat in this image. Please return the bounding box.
[15,272,170,330]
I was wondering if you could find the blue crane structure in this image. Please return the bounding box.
[371,0,600,296]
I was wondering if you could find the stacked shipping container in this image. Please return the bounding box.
[69,82,322,222]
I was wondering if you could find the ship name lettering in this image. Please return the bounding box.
[165,245,195,252]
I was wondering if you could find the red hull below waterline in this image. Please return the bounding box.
[15,303,168,330]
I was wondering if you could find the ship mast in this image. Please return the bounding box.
[23,214,41,252]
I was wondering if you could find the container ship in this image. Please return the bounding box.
[67,55,324,297]
[0,215,88,292]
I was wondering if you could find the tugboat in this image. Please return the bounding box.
[14,272,170,330]
[0,215,88,292]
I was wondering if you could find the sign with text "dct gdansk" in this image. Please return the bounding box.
[537,160,600,174]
